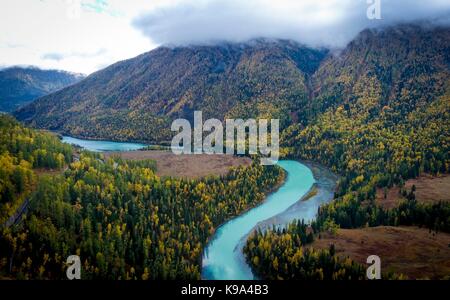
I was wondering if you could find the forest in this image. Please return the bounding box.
[245,27,450,280]
[0,115,284,279]
[0,115,73,224]
[244,186,449,280]
[2,26,450,280]
[243,220,405,280]
[313,186,450,233]
[243,221,366,280]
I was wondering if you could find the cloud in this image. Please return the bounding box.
[2,0,450,74]
[41,53,66,61]
[133,0,450,48]
[0,0,156,74]
[42,49,108,61]
[81,0,124,17]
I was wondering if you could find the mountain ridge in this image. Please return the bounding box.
[15,39,327,142]
[14,24,450,143]
[0,66,85,112]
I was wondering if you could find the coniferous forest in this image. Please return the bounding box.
[243,26,450,280]
[0,115,284,279]
[0,16,449,282]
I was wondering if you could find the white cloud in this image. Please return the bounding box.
[42,48,107,62]
[133,0,450,48]
[0,0,159,74]
[1,0,449,74]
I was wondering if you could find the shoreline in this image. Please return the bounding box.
[233,160,338,280]
[203,167,287,243]
[200,167,286,279]
[246,160,338,233]
[202,160,338,280]
[50,131,171,146]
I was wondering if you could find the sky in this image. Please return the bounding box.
[1,0,449,75]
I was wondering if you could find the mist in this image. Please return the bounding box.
[133,0,450,48]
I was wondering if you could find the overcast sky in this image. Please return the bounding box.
[1,0,449,74]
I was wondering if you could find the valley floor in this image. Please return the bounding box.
[104,150,252,179]
[310,226,450,280]
[375,174,450,209]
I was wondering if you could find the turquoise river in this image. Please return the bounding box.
[60,137,326,280]
[202,160,323,280]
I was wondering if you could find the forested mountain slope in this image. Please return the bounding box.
[283,25,450,197]
[15,40,326,142]
[0,67,84,112]
[301,24,450,122]
[254,25,450,280]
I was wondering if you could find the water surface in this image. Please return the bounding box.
[62,136,147,152]
[202,160,317,280]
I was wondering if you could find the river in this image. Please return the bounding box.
[202,160,336,280]
[60,137,335,280]
[61,136,147,152]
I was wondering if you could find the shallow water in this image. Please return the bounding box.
[61,136,147,152]
[202,160,317,280]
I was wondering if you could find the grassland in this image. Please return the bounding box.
[375,175,450,209]
[104,150,252,179]
[310,226,450,279]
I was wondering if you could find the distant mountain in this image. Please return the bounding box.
[14,25,450,144]
[0,67,84,112]
[14,40,327,142]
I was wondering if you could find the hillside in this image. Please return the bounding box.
[283,24,450,198]
[0,67,84,112]
[14,40,327,142]
[305,24,450,122]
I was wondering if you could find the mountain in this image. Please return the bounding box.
[14,25,450,144]
[4,24,450,281]
[14,40,327,142]
[283,24,450,198]
[305,24,450,123]
[0,67,84,112]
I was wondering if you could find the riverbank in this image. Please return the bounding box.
[230,161,337,279]
[49,130,170,146]
[61,136,147,152]
[202,161,332,280]
[246,161,337,233]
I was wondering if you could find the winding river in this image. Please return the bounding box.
[60,137,334,280]
[202,160,335,280]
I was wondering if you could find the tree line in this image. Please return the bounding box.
[243,220,406,280]
[0,115,72,224]
[0,115,284,279]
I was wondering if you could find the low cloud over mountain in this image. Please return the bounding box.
[133,0,450,48]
